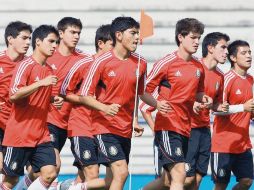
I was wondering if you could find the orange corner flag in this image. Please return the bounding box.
[140,10,154,43]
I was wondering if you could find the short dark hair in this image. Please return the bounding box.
[202,32,230,57]
[57,17,82,32]
[32,25,59,50]
[228,40,250,67]
[175,18,204,46]
[111,16,139,46]
[95,24,112,52]
[4,21,32,47]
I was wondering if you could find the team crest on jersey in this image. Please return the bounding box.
[0,67,4,74]
[215,82,220,91]
[175,147,182,156]
[218,168,226,177]
[109,146,118,156]
[185,163,191,172]
[83,150,91,160]
[196,69,201,78]
[10,161,17,171]
[50,134,55,142]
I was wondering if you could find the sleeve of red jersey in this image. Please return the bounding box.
[222,75,231,102]
[139,101,156,113]
[145,61,168,94]
[197,66,205,93]
[215,76,224,104]
[79,60,104,97]
[9,61,31,96]
[138,62,147,95]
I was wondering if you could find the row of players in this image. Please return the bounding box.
[0,16,253,190]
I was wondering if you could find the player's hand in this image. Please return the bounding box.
[52,96,64,109]
[0,102,5,112]
[103,104,121,116]
[39,75,58,87]
[157,100,171,114]
[243,98,254,112]
[134,124,144,137]
[219,101,229,112]
[193,102,204,114]
[202,95,213,109]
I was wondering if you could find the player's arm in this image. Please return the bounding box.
[10,75,57,102]
[213,78,254,115]
[79,95,120,116]
[140,63,171,114]
[141,110,155,132]
[213,99,254,115]
[78,60,121,116]
[61,58,94,105]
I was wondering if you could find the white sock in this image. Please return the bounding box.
[68,182,87,190]
[0,174,4,183]
[48,177,58,190]
[15,175,33,190]
[27,177,49,190]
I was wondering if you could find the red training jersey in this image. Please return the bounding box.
[60,56,94,138]
[3,57,53,147]
[46,48,88,130]
[146,51,204,137]
[80,51,147,138]
[0,51,24,130]
[190,61,224,128]
[211,70,253,153]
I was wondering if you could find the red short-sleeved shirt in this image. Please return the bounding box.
[60,56,94,138]
[46,48,88,130]
[146,51,204,137]
[80,51,147,138]
[3,57,53,147]
[211,70,253,153]
[190,61,224,128]
[0,51,23,130]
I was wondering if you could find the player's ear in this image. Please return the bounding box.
[7,36,13,46]
[229,55,236,63]
[207,45,214,54]
[178,34,184,44]
[58,30,64,39]
[97,40,104,50]
[35,38,41,47]
[115,31,123,42]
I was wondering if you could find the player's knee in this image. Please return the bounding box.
[84,166,99,181]
[41,168,57,183]
[114,168,128,182]
[239,178,253,188]
[184,176,195,187]
[4,175,19,187]
[171,163,186,176]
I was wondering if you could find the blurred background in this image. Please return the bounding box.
[1,0,254,189]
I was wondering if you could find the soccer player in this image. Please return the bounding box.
[78,16,146,190]
[140,18,213,190]
[139,85,171,190]
[0,21,32,182]
[184,32,230,190]
[47,17,87,181]
[211,40,254,190]
[0,25,61,190]
[58,24,113,190]
[15,17,87,190]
